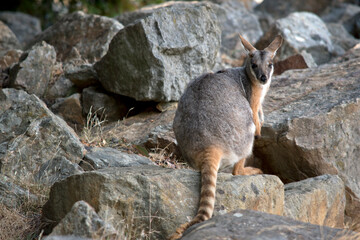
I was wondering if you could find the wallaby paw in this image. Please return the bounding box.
[243,166,263,175]
[254,134,261,140]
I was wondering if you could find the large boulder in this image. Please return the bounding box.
[9,41,56,98]
[0,21,20,57]
[0,12,41,47]
[95,2,221,102]
[254,47,360,231]
[181,209,359,240]
[255,12,334,65]
[0,88,85,184]
[116,0,262,62]
[43,166,283,239]
[284,175,345,228]
[27,11,123,63]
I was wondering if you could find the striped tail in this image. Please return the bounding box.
[169,147,222,240]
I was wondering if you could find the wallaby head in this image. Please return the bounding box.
[239,34,283,86]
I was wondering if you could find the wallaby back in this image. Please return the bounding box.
[170,35,283,240]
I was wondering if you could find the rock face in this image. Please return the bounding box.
[43,166,284,239]
[27,11,123,63]
[321,3,360,24]
[9,41,56,98]
[0,88,85,184]
[48,201,117,239]
[116,0,263,59]
[35,156,83,185]
[214,0,263,58]
[0,12,41,47]
[64,64,98,89]
[327,23,359,56]
[0,175,38,209]
[181,209,359,240]
[284,174,345,228]
[254,47,360,230]
[51,93,85,130]
[81,86,128,121]
[344,12,360,38]
[256,12,334,64]
[81,146,154,170]
[95,2,221,101]
[0,21,20,57]
[44,75,75,102]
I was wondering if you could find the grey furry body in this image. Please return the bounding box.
[173,67,255,170]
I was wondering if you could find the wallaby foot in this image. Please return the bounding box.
[232,158,263,175]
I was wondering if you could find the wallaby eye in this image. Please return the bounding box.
[252,63,257,69]
[268,63,273,68]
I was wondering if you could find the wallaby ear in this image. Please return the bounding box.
[265,35,283,58]
[239,34,257,56]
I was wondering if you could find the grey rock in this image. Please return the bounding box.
[214,0,263,58]
[81,146,154,170]
[327,23,359,56]
[256,12,334,65]
[321,3,360,23]
[0,175,38,209]
[143,123,178,155]
[9,41,56,97]
[181,209,358,240]
[49,200,117,239]
[255,0,335,19]
[0,20,20,57]
[0,88,85,184]
[51,93,85,131]
[253,47,360,231]
[82,86,128,121]
[64,63,98,89]
[27,11,123,63]
[284,175,345,228]
[96,2,221,101]
[116,1,262,62]
[35,156,83,185]
[344,12,360,38]
[101,106,176,145]
[45,75,75,102]
[0,11,41,47]
[43,166,283,239]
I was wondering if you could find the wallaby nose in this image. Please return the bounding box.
[260,75,267,83]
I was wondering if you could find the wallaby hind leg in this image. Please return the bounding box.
[169,146,222,240]
[232,158,263,176]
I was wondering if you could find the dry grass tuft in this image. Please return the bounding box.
[80,106,108,147]
[0,204,29,240]
[148,145,188,169]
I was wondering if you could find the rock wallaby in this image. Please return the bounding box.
[170,34,283,239]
